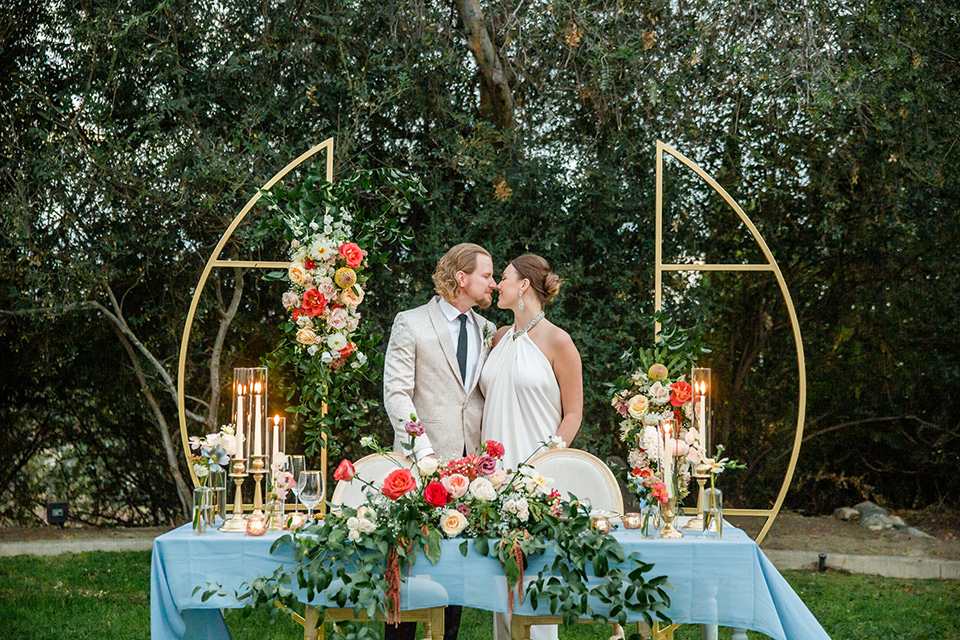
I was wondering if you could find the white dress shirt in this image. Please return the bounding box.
[437,297,481,390]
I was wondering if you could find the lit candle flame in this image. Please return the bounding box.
[254,381,262,394]
[274,414,280,426]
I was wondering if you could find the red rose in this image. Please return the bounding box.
[339,342,357,359]
[423,481,449,507]
[483,440,505,459]
[382,468,416,500]
[334,459,355,482]
[339,242,364,268]
[304,258,316,270]
[301,289,328,316]
[291,307,303,321]
[669,381,692,408]
[631,468,643,476]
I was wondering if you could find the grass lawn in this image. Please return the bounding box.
[1,551,958,639]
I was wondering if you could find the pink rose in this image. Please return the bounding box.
[441,473,469,499]
[328,307,348,329]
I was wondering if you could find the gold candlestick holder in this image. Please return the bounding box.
[658,497,684,539]
[684,475,709,531]
[219,458,249,532]
[249,454,266,519]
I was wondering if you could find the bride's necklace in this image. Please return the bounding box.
[513,311,545,340]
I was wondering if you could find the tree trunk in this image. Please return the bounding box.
[455,0,515,131]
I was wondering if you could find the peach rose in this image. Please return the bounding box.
[488,469,508,489]
[296,327,317,345]
[439,509,468,537]
[628,395,649,419]
[288,263,307,285]
[441,473,469,499]
[341,286,364,308]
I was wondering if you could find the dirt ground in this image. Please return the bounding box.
[2,510,959,561]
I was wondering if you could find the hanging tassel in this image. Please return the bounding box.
[385,545,402,626]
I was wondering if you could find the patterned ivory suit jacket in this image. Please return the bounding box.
[383,296,496,461]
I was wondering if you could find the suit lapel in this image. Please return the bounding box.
[466,310,490,395]
[428,297,464,387]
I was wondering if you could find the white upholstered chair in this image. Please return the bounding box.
[510,448,625,640]
[528,447,624,514]
[289,453,446,640]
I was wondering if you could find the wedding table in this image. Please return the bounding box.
[150,521,831,640]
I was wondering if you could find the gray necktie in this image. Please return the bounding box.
[456,314,468,383]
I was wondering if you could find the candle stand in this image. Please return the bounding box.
[219,458,249,533]
[684,474,709,531]
[249,454,267,519]
[659,497,684,539]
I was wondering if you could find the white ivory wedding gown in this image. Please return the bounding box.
[480,325,562,640]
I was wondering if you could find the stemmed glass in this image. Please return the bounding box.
[287,455,306,516]
[298,470,324,522]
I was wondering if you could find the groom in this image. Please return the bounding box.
[382,242,498,640]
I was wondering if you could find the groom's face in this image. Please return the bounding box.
[459,253,496,309]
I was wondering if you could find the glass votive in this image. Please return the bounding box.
[590,515,612,535]
[285,511,307,530]
[622,512,643,529]
[245,515,267,537]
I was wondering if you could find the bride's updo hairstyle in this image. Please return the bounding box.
[510,254,561,304]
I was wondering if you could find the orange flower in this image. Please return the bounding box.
[382,468,416,500]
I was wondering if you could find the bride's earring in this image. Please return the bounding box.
[518,289,525,311]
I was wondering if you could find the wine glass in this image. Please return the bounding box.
[298,470,324,522]
[287,455,306,515]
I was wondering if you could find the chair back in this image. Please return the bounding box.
[330,452,411,508]
[528,448,624,514]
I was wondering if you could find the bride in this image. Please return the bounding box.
[479,254,583,640]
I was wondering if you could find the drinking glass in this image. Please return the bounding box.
[298,470,324,522]
[287,455,306,514]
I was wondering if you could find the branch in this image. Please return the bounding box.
[208,266,245,431]
[456,0,515,130]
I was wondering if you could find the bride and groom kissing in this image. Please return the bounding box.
[383,243,583,640]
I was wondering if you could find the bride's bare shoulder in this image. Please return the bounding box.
[542,321,577,351]
[491,325,511,347]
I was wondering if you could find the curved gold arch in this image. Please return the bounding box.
[654,140,807,545]
[177,139,335,487]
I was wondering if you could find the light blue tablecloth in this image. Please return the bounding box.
[150,521,830,640]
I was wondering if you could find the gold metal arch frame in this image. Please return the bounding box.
[655,140,807,545]
[177,139,334,490]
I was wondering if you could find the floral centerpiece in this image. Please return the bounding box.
[202,424,673,636]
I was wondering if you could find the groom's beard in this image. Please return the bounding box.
[475,293,493,309]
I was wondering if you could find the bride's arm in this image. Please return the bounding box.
[551,330,583,446]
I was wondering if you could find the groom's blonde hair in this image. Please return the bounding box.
[433,243,491,302]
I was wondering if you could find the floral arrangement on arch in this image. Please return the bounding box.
[610,313,711,502]
[282,220,369,373]
[208,424,673,634]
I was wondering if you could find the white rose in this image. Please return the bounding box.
[359,519,376,534]
[469,477,497,502]
[346,516,360,531]
[649,382,671,405]
[327,333,348,351]
[347,529,361,542]
[282,291,300,309]
[488,469,508,489]
[417,457,439,476]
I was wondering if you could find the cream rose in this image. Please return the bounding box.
[468,477,497,502]
[439,509,468,537]
[282,291,300,309]
[628,394,649,419]
[296,328,318,345]
[417,457,439,476]
[327,333,348,351]
[288,263,307,285]
[488,469,508,489]
[441,473,469,499]
[317,281,336,298]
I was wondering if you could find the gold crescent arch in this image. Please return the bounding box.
[177,139,334,488]
[654,140,807,545]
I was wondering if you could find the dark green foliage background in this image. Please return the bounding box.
[1,0,958,523]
